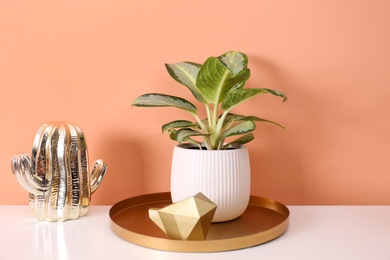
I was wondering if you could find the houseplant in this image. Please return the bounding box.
[132,51,286,221]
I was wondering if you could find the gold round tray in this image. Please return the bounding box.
[109,192,289,252]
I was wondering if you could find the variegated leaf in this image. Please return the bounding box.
[218,51,248,76]
[162,120,197,133]
[222,120,256,138]
[176,128,209,143]
[221,88,287,111]
[168,129,178,141]
[226,68,250,90]
[223,133,254,149]
[226,114,285,129]
[132,93,197,114]
[182,137,202,147]
[196,57,232,105]
[165,62,206,103]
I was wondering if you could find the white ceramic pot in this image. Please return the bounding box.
[170,144,251,222]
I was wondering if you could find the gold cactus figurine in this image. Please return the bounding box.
[11,122,107,221]
[149,192,217,240]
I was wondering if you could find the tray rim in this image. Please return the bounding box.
[109,192,289,252]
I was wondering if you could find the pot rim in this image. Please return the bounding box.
[176,143,247,151]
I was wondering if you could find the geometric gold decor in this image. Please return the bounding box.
[149,192,217,240]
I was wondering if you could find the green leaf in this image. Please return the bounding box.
[132,93,197,114]
[165,62,206,103]
[221,88,287,111]
[218,51,248,76]
[176,128,210,143]
[168,129,178,141]
[222,120,256,138]
[196,57,232,105]
[220,113,234,121]
[162,120,197,133]
[263,88,287,102]
[222,88,266,111]
[226,68,250,90]
[182,138,203,147]
[223,133,254,149]
[227,114,285,129]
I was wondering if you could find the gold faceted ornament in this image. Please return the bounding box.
[149,192,217,240]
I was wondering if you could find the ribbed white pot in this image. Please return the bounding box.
[170,144,251,222]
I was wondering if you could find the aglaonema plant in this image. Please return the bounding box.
[132,51,287,150]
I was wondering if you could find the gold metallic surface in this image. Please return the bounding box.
[109,192,289,252]
[149,192,217,240]
[11,122,107,221]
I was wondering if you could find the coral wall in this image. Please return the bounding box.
[1,1,389,205]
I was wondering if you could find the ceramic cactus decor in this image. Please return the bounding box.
[11,122,107,221]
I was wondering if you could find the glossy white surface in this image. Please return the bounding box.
[1,205,389,260]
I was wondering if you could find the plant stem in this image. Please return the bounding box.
[205,105,212,132]
[191,113,212,149]
[213,110,229,148]
[193,114,207,133]
[208,103,220,149]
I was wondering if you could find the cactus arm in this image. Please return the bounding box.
[90,160,107,194]
[11,154,48,195]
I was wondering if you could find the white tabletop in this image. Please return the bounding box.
[0,205,389,260]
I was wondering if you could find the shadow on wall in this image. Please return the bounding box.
[246,55,307,204]
[247,54,364,204]
[91,133,147,205]
[249,135,306,204]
